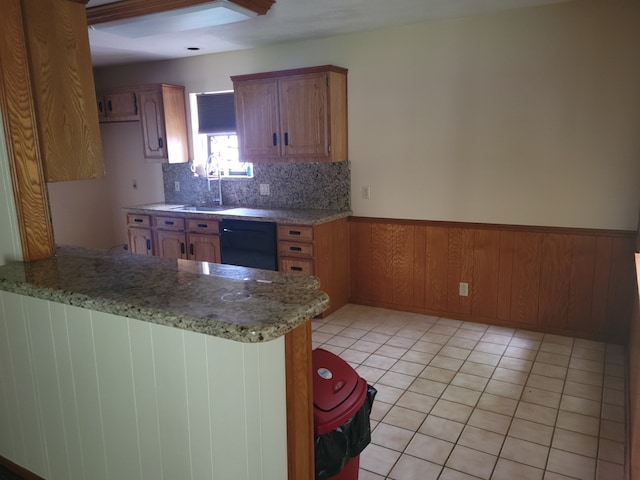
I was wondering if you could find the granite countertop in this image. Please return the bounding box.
[123,202,351,225]
[0,246,329,343]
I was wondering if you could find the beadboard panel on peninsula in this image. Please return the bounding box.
[349,217,636,344]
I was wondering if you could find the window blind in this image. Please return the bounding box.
[196,92,236,134]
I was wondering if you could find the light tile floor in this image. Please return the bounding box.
[312,304,628,480]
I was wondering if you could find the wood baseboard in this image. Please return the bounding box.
[0,455,44,480]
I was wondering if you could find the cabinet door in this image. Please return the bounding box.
[139,90,167,160]
[156,230,187,259]
[128,228,153,255]
[99,92,138,122]
[278,73,328,159]
[234,78,280,160]
[187,233,221,263]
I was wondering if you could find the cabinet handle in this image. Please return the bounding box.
[288,230,301,236]
[107,100,113,112]
[146,239,151,251]
[98,100,104,113]
[197,223,208,228]
[284,132,289,146]
[164,220,174,225]
[272,133,277,146]
[189,244,194,256]
[158,137,164,148]
[180,243,185,255]
[134,218,143,223]
[133,95,138,115]
[291,266,303,272]
[290,246,302,252]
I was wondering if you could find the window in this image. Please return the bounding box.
[190,91,252,178]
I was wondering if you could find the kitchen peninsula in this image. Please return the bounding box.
[0,247,323,479]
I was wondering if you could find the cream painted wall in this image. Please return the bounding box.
[47,121,165,250]
[94,0,640,232]
[0,291,288,479]
[0,112,23,265]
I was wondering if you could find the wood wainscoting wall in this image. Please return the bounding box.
[349,217,636,344]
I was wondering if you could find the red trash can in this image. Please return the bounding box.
[313,348,373,480]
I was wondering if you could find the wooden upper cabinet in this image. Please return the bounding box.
[138,84,189,164]
[232,65,348,163]
[21,0,105,182]
[233,79,280,158]
[97,91,139,122]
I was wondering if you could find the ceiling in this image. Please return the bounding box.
[86,0,571,68]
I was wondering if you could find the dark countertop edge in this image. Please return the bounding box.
[122,204,352,225]
[0,277,330,343]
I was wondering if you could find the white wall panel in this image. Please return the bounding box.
[65,305,108,480]
[0,113,22,265]
[208,335,248,479]
[49,303,84,480]
[128,319,163,480]
[92,311,141,480]
[254,338,287,479]
[1,294,47,475]
[0,293,289,480]
[0,292,20,460]
[24,299,69,479]
[151,323,191,479]
[183,329,213,480]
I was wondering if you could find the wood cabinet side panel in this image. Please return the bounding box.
[22,0,104,182]
[327,71,348,161]
[284,322,314,480]
[161,86,189,164]
[0,0,55,260]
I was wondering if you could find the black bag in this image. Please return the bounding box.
[314,385,377,480]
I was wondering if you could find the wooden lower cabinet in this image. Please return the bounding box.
[278,218,349,316]
[187,232,221,263]
[156,229,187,259]
[126,214,153,255]
[127,214,220,263]
[128,227,153,255]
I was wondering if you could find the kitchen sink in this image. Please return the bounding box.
[170,205,228,213]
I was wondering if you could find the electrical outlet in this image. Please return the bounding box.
[174,181,180,192]
[259,183,270,196]
[459,282,469,297]
[362,185,371,200]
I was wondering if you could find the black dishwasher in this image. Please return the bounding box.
[219,219,278,271]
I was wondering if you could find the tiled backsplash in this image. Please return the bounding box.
[163,161,351,210]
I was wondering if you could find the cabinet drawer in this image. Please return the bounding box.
[127,214,151,227]
[187,218,219,234]
[279,241,313,258]
[278,225,313,242]
[154,216,185,230]
[279,258,314,275]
